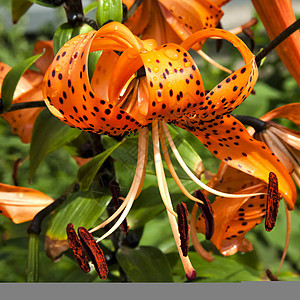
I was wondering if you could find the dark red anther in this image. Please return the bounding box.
[194,189,214,240]
[109,180,129,233]
[265,172,280,232]
[176,202,189,257]
[266,269,280,281]
[78,227,109,280]
[66,223,90,273]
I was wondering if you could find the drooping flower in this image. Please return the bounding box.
[42,21,296,279]
[251,0,300,86]
[0,41,54,143]
[0,183,54,224]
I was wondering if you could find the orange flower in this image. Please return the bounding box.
[0,183,54,224]
[123,0,229,47]
[0,41,54,143]
[251,0,300,86]
[42,22,295,279]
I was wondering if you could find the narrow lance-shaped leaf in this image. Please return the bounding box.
[0,52,44,112]
[116,246,173,282]
[45,189,111,260]
[77,139,125,191]
[29,109,81,179]
[11,0,32,23]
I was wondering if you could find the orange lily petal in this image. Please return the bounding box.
[43,24,145,136]
[124,0,151,36]
[91,50,119,99]
[251,0,300,86]
[33,40,54,74]
[260,103,300,126]
[0,62,44,143]
[177,114,297,209]
[140,43,205,121]
[0,183,54,224]
[159,0,223,49]
[196,165,266,255]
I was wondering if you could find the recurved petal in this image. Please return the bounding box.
[196,180,266,255]
[159,0,223,48]
[177,114,297,209]
[260,103,300,126]
[0,183,54,224]
[251,0,300,86]
[33,40,54,74]
[43,25,145,135]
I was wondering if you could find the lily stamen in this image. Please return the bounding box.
[176,202,190,257]
[90,127,149,236]
[152,120,178,217]
[161,121,265,199]
[190,203,214,262]
[159,122,204,206]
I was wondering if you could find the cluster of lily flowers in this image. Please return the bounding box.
[0,0,299,281]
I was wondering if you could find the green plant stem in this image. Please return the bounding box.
[2,100,46,113]
[63,0,84,26]
[123,0,143,23]
[255,18,300,67]
[27,234,39,282]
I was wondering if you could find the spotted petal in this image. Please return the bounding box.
[260,103,300,126]
[176,114,296,209]
[196,164,267,256]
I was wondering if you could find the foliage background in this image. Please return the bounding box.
[0,0,299,282]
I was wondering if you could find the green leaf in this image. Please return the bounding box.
[45,188,111,260]
[170,252,262,282]
[53,23,74,55]
[116,246,173,282]
[11,0,33,23]
[96,0,123,27]
[29,0,63,7]
[0,52,43,112]
[77,139,125,191]
[29,109,81,180]
[46,189,111,241]
[83,1,98,14]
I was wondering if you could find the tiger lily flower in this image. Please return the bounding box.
[42,21,296,279]
[0,183,54,224]
[251,0,300,86]
[0,41,54,143]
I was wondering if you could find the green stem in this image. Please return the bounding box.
[63,0,84,26]
[2,100,46,113]
[27,234,39,282]
[123,0,143,23]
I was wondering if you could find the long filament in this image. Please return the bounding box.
[152,120,196,278]
[190,203,214,262]
[277,203,291,276]
[90,127,148,237]
[197,50,232,74]
[159,125,204,205]
[161,121,265,198]
[152,120,178,217]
